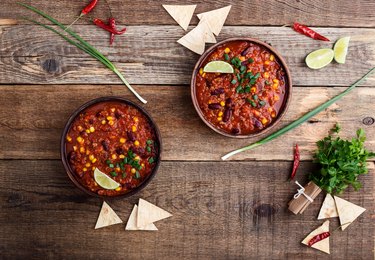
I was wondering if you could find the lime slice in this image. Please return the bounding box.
[305,48,334,69]
[334,36,350,64]
[203,61,234,73]
[94,168,120,190]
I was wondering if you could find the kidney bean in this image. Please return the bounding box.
[232,128,240,134]
[101,140,109,151]
[241,60,249,66]
[115,110,124,119]
[225,98,232,107]
[127,131,136,141]
[208,103,221,110]
[116,147,124,155]
[241,46,251,56]
[254,119,262,129]
[211,88,224,95]
[223,108,232,122]
[68,151,77,162]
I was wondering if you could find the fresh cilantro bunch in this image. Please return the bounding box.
[310,124,375,194]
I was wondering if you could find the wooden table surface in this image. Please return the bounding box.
[1,1,374,259]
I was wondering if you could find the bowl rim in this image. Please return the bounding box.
[190,37,293,138]
[60,96,162,199]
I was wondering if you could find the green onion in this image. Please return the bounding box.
[221,68,375,160]
[146,146,151,153]
[108,163,114,168]
[259,100,266,106]
[135,171,141,179]
[18,2,147,104]
[231,79,237,84]
[224,53,230,61]
[148,157,155,164]
[146,140,153,145]
[248,58,254,63]
[235,86,243,93]
[106,160,111,164]
[110,172,117,177]
[122,173,126,178]
[253,95,258,100]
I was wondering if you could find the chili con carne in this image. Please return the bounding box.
[293,22,330,41]
[290,144,300,180]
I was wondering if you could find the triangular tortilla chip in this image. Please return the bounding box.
[95,201,123,229]
[318,194,339,219]
[177,25,206,55]
[137,199,172,227]
[162,5,196,31]
[334,196,366,230]
[197,5,231,36]
[125,205,158,231]
[198,18,216,44]
[302,220,330,254]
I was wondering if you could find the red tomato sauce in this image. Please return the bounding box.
[65,101,159,196]
[195,40,288,135]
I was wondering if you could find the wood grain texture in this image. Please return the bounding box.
[1,25,374,86]
[0,160,373,259]
[0,85,374,161]
[2,0,375,27]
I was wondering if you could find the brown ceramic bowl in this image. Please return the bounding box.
[60,96,162,198]
[191,38,292,138]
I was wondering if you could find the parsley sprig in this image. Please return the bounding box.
[310,124,375,194]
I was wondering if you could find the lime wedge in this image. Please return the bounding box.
[305,48,334,69]
[203,61,234,73]
[334,36,350,64]
[94,168,120,190]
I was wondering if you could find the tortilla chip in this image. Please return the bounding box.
[197,5,231,36]
[95,201,123,229]
[162,5,196,31]
[302,220,330,254]
[137,199,172,227]
[177,25,206,55]
[334,196,366,230]
[198,18,217,44]
[125,205,158,231]
[318,194,338,219]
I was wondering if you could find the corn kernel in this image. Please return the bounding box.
[85,129,90,134]
[133,117,139,122]
[79,146,85,153]
[273,78,279,84]
[272,83,278,90]
[76,136,84,144]
[110,108,116,112]
[134,140,140,146]
[94,182,98,186]
[89,154,94,161]
[119,154,125,159]
[250,87,256,93]
[270,54,275,61]
[86,150,90,155]
[224,47,230,53]
[202,73,206,77]
[131,168,136,174]
[268,107,273,112]
[73,146,77,151]
[220,101,225,107]
[85,162,91,167]
[111,154,117,160]
[66,136,72,142]
[253,110,260,117]
[271,111,277,118]
[120,137,126,144]
[132,125,137,132]
[217,117,222,121]
[134,156,140,161]
[101,120,106,125]
[77,125,83,131]
[261,118,268,125]
[218,111,223,117]
[208,100,212,104]
[141,163,145,167]
[106,116,113,121]
[274,95,280,101]
[89,126,95,133]
[83,167,87,172]
[263,72,269,78]
[115,187,122,192]
[108,120,114,126]
[264,60,270,66]
[92,158,97,163]
[92,166,96,170]
[199,68,203,75]
[239,56,246,61]
[115,167,121,172]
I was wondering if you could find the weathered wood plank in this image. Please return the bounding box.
[2,0,375,27]
[1,25,374,86]
[0,160,373,259]
[0,85,374,161]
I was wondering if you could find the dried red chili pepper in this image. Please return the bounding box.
[93,18,126,35]
[66,0,99,30]
[293,22,330,41]
[290,144,300,180]
[109,18,116,45]
[308,232,330,246]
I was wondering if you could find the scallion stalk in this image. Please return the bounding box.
[18,2,147,104]
[221,68,375,160]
